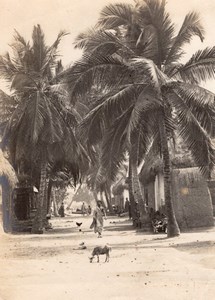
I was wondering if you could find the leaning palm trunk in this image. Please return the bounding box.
[67,184,81,210]
[93,190,99,205]
[159,111,180,237]
[104,186,114,213]
[128,156,137,222]
[130,142,146,222]
[31,159,48,234]
[99,190,107,209]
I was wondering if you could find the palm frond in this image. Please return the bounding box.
[97,3,135,29]
[136,108,162,163]
[78,84,142,145]
[0,50,39,89]
[169,82,215,137]
[165,11,205,65]
[137,0,175,64]
[10,30,32,69]
[170,87,215,177]
[78,102,105,146]
[138,132,161,176]
[126,86,161,140]
[135,24,159,61]
[0,90,17,123]
[99,107,131,183]
[43,97,65,144]
[42,30,68,75]
[13,30,28,47]
[0,98,28,150]
[49,83,68,98]
[74,28,134,58]
[32,24,48,72]
[0,53,18,82]
[11,73,37,91]
[101,85,143,121]
[173,47,215,83]
[86,158,103,190]
[26,91,45,144]
[74,101,90,117]
[130,57,170,91]
[63,53,134,103]
[74,27,97,49]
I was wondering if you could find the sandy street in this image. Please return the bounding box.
[0,215,215,300]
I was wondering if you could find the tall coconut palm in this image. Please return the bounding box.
[0,25,83,233]
[63,0,215,237]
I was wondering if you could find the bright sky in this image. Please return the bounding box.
[0,0,215,92]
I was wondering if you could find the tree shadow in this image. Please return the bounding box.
[171,240,215,250]
[104,224,134,232]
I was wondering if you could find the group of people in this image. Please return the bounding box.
[57,201,105,238]
[59,200,167,237]
[149,208,168,234]
[81,202,92,216]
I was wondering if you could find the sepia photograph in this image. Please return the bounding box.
[0,0,215,299]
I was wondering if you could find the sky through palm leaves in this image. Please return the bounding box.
[0,0,215,92]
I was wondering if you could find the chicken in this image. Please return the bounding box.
[76,222,82,227]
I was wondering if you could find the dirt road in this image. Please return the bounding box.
[0,215,215,300]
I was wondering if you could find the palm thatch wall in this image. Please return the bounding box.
[139,134,214,228]
[0,149,17,232]
[171,167,214,229]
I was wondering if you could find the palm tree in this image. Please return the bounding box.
[0,25,83,233]
[62,0,215,237]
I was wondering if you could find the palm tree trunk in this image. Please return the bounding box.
[67,183,81,210]
[159,112,180,237]
[47,180,53,214]
[52,187,59,217]
[31,158,47,234]
[128,156,137,223]
[93,190,99,203]
[130,142,146,221]
[99,190,107,209]
[42,176,49,229]
[104,186,114,213]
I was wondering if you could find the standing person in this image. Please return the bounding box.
[128,201,132,220]
[90,202,106,238]
[81,202,86,216]
[58,202,65,217]
[88,205,92,215]
[125,198,129,212]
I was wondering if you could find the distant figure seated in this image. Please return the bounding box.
[152,212,167,234]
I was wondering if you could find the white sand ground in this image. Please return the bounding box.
[0,215,215,300]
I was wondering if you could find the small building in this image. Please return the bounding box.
[139,137,214,230]
[11,186,38,232]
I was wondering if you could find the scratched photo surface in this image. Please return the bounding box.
[0,1,215,300]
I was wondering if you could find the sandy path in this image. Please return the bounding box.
[0,215,215,300]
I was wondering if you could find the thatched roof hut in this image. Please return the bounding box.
[0,149,17,186]
[139,134,196,185]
